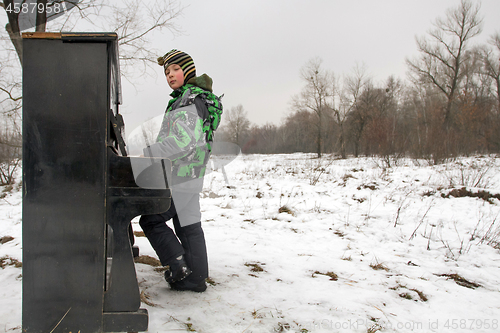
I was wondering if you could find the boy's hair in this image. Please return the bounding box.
[157,49,196,83]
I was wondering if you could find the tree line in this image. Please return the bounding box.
[217,0,500,164]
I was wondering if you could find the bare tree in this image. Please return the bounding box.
[348,82,379,157]
[280,109,317,154]
[292,57,334,158]
[223,104,250,147]
[103,0,184,78]
[242,123,281,154]
[482,33,500,113]
[0,0,184,184]
[0,0,184,118]
[406,0,483,130]
[0,58,21,116]
[1,0,183,68]
[335,64,369,158]
[0,121,20,185]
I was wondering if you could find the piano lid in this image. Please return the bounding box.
[22,31,118,40]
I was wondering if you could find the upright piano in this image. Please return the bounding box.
[22,32,170,332]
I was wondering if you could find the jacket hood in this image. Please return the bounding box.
[186,73,213,92]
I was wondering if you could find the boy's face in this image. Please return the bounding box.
[165,64,185,90]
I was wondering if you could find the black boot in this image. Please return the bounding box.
[164,255,192,283]
[175,222,209,284]
[170,279,207,292]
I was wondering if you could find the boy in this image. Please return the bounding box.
[139,49,222,292]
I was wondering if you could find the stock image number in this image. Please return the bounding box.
[5,2,67,15]
[444,319,498,330]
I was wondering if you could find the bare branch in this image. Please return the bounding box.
[0,86,22,102]
[407,0,484,129]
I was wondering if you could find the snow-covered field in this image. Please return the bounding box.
[1,154,500,333]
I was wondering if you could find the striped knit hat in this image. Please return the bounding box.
[157,49,196,84]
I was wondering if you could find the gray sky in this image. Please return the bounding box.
[120,0,500,135]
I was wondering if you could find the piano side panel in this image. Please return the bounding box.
[22,38,108,332]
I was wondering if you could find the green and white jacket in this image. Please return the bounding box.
[144,74,223,192]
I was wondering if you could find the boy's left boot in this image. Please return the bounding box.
[164,255,192,283]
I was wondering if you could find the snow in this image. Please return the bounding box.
[2,154,500,332]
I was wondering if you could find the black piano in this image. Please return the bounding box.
[22,32,170,332]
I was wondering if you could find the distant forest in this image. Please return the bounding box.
[216,0,500,164]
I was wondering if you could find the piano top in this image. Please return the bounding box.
[22,32,118,40]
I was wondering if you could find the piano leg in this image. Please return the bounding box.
[104,207,141,311]
[103,197,147,332]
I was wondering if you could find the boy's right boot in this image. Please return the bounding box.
[164,255,192,283]
[170,278,207,292]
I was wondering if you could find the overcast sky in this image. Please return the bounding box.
[120,0,500,135]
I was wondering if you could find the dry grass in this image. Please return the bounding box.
[0,256,22,269]
[442,187,500,204]
[438,273,481,289]
[399,292,413,300]
[206,277,217,286]
[140,290,158,307]
[245,262,265,272]
[370,263,389,272]
[391,284,428,302]
[334,230,346,237]
[0,236,14,244]
[134,255,162,267]
[278,205,295,216]
[313,270,338,281]
[410,288,429,302]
